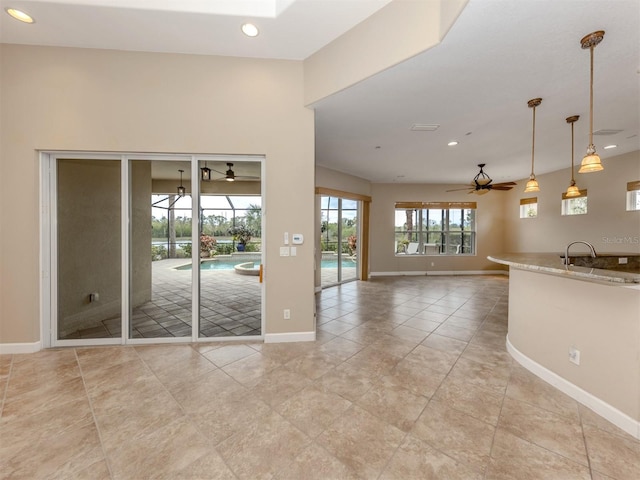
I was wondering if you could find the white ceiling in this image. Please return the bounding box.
[2,0,639,185]
[0,0,392,59]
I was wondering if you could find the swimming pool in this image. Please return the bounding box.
[175,258,356,270]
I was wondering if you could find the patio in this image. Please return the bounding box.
[63,258,262,339]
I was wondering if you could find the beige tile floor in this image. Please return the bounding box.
[1,275,639,479]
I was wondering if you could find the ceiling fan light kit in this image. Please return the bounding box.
[524,98,542,193]
[579,30,605,174]
[225,163,235,182]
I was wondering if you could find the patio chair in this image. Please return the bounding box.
[406,242,419,254]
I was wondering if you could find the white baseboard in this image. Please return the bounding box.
[0,341,42,354]
[264,331,316,343]
[507,335,640,440]
[370,270,508,277]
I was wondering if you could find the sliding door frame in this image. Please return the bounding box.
[315,187,371,283]
[40,151,265,348]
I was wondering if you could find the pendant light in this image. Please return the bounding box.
[177,169,186,197]
[565,115,581,197]
[524,98,542,193]
[200,162,211,181]
[579,30,605,173]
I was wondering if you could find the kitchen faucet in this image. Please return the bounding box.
[564,241,597,266]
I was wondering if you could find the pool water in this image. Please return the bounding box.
[176,258,356,270]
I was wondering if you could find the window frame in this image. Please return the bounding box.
[519,197,538,219]
[561,189,588,216]
[394,201,477,256]
[626,181,640,212]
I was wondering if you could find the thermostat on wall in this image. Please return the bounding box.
[292,233,304,244]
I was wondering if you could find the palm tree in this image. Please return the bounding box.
[245,204,262,237]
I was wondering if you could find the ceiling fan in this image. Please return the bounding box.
[446,164,517,195]
[204,162,260,182]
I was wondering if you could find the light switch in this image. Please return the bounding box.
[290,247,297,256]
[280,246,290,257]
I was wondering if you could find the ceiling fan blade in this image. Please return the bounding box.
[446,187,474,192]
[491,181,517,187]
[491,185,514,191]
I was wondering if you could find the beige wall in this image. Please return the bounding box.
[503,150,640,254]
[369,183,507,274]
[304,0,468,105]
[508,268,640,422]
[0,44,315,343]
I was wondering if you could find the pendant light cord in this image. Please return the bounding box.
[589,46,596,146]
[531,105,536,176]
[571,121,575,182]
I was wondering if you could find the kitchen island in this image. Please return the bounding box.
[488,253,640,439]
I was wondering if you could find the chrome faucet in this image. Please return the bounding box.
[564,241,597,266]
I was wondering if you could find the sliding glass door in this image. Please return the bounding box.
[129,159,192,339]
[47,153,263,346]
[320,195,359,288]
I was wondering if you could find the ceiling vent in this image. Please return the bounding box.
[593,129,623,136]
[410,123,440,131]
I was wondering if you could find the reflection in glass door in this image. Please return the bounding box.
[56,159,122,340]
[198,160,262,337]
[129,160,192,339]
[320,196,359,288]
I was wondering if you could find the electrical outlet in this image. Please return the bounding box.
[568,346,580,365]
[283,309,290,320]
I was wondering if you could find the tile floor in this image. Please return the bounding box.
[62,259,262,340]
[2,275,639,479]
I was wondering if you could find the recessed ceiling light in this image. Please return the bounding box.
[241,23,259,37]
[5,8,34,23]
[603,144,617,149]
[448,141,459,146]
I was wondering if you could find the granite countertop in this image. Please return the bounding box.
[488,253,640,285]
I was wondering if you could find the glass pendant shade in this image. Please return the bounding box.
[524,177,540,193]
[579,147,603,173]
[565,182,581,197]
[201,165,211,181]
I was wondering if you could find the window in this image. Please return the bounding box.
[394,202,476,255]
[626,181,640,211]
[520,197,538,218]
[561,189,588,216]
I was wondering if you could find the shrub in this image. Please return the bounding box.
[200,235,217,254]
[215,243,234,255]
[181,243,192,256]
[151,245,167,261]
